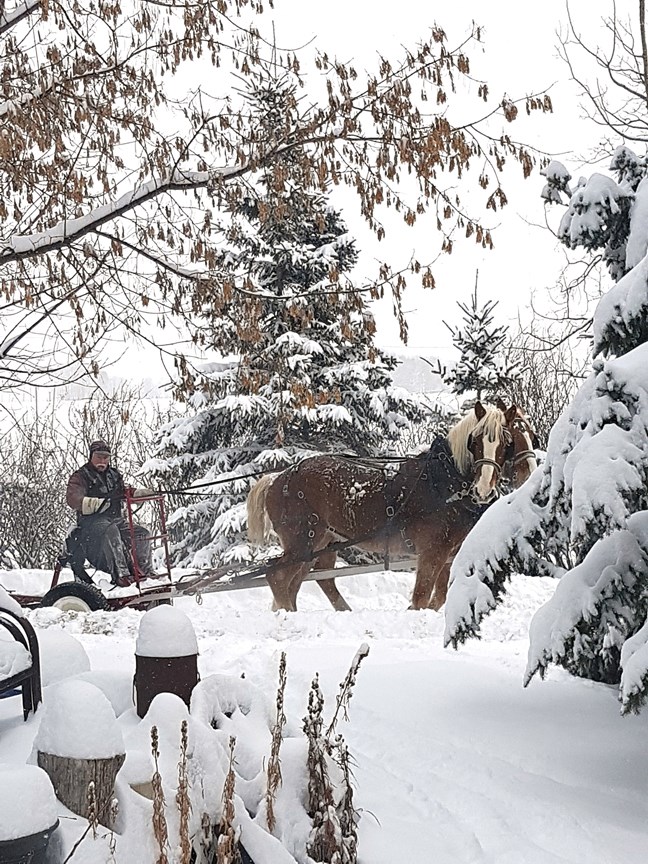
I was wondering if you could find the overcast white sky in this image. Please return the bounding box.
[262,0,620,353]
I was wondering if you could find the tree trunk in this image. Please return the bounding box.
[37,752,125,828]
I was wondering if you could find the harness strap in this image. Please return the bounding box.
[512,449,535,465]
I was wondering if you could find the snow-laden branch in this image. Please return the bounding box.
[525,512,648,687]
[0,166,243,263]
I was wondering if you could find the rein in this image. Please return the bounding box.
[144,425,532,500]
[148,453,420,497]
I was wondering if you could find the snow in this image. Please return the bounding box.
[0,764,57,840]
[135,605,198,658]
[34,679,125,759]
[0,631,31,679]
[593,254,648,354]
[525,512,648,686]
[0,570,646,861]
[0,584,23,617]
[626,178,648,268]
[540,159,572,200]
[38,627,91,686]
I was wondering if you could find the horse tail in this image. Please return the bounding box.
[247,473,279,545]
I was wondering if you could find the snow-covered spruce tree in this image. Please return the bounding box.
[435,283,519,401]
[146,72,427,568]
[444,144,648,711]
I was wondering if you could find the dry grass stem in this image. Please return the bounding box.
[265,651,287,833]
[217,736,241,864]
[304,674,340,863]
[334,737,358,864]
[87,781,98,840]
[176,720,192,864]
[151,726,169,864]
[325,643,370,740]
[199,811,215,864]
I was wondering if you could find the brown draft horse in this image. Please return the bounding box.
[248,402,537,612]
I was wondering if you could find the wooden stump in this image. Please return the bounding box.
[37,751,125,828]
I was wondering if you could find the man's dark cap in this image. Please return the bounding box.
[89,440,111,457]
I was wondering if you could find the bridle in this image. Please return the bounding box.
[468,427,513,504]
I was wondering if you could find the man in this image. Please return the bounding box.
[66,440,153,587]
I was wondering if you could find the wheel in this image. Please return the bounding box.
[39,582,109,613]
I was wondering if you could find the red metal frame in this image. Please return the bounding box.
[123,488,173,589]
[5,491,174,609]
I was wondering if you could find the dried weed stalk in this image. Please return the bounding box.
[304,674,339,863]
[217,737,241,864]
[305,644,369,864]
[332,736,358,864]
[151,725,169,864]
[325,643,370,739]
[107,799,119,863]
[265,651,287,834]
[199,811,215,864]
[176,720,192,864]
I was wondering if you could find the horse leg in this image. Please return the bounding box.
[409,546,448,611]
[268,525,334,611]
[267,558,304,612]
[428,554,454,611]
[313,549,351,612]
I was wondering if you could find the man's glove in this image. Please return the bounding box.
[81,496,109,515]
[132,487,155,498]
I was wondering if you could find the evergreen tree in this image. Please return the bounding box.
[434,280,519,401]
[444,145,648,713]
[147,70,428,567]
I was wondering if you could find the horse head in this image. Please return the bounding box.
[496,399,539,488]
[465,401,515,502]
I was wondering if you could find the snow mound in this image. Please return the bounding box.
[0,764,57,840]
[34,680,124,759]
[135,605,198,657]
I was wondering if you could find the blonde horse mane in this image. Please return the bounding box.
[447,406,506,475]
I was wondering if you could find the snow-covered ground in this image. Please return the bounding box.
[1,568,647,863]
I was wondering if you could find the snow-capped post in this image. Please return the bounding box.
[34,680,125,829]
[134,605,199,718]
[0,764,58,864]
